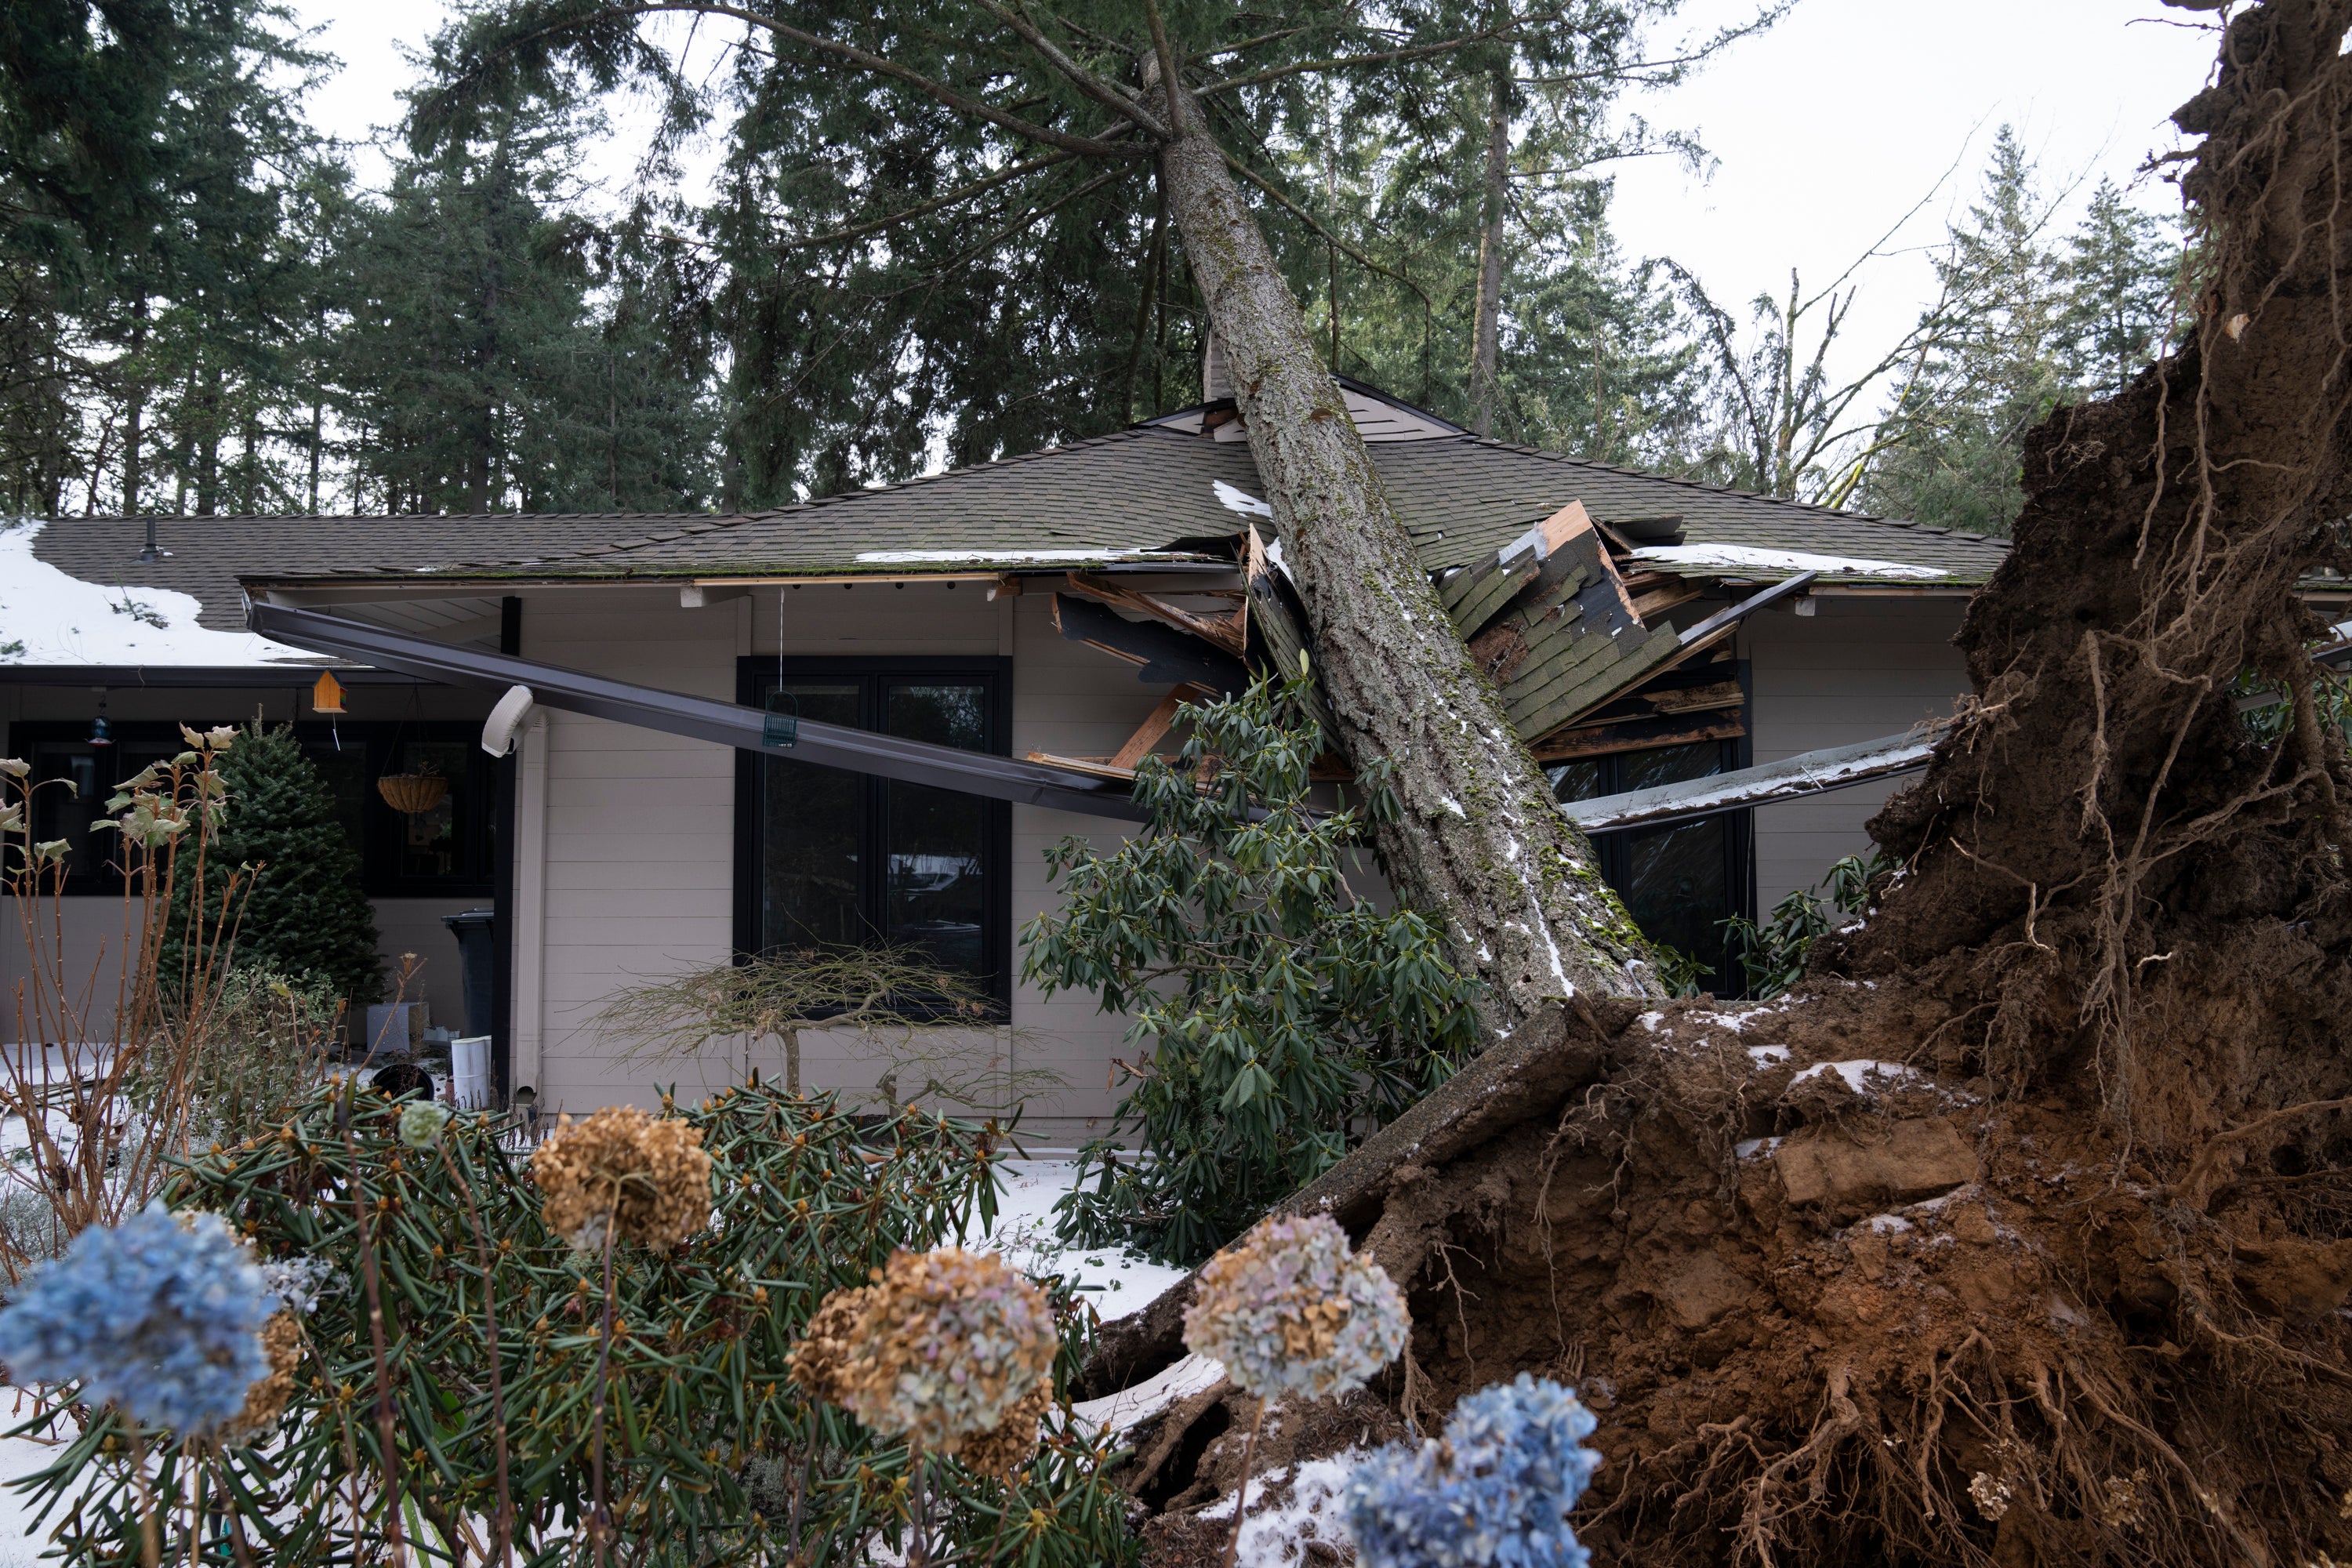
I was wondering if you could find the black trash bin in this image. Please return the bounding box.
[441,908,497,1040]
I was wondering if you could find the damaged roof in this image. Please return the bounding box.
[378,427,2009,587]
[16,395,2008,645]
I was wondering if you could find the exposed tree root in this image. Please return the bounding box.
[1092,5,2352,1563]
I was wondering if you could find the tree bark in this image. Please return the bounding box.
[1468,65,1511,437]
[1150,59,1661,1032]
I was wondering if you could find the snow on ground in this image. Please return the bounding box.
[967,1159,1191,1322]
[1197,1452,1366,1567]
[1628,543,1950,580]
[0,1428,71,1566]
[0,520,318,667]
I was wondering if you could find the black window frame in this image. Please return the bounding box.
[1546,706,1757,995]
[733,655,1015,1003]
[3,718,499,899]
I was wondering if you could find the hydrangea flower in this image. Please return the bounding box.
[531,1105,713,1252]
[397,1101,451,1149]
[1183,1213,1407,1401]
[801,1248,1057,1457]
[0,1206,274,1436]
[1343,1375,1602,1568]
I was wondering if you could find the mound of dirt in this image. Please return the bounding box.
[1087,6,2352,1562]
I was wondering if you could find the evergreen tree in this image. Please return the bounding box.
[332,95,720,512]
[2060,176,2183,398]
[1862,126,2071,534]
[163,724,382,1008]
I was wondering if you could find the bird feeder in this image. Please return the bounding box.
[311,670,346,715]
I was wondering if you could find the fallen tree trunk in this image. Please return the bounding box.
[1150,54,1664,1029]
[1098,7,2352,1563]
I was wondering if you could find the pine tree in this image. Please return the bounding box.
[1862,127,2072,534]
[163,724,382,1008]
[2060,176,2182,398]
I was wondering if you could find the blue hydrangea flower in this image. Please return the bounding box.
[1343,1375,1603,1568]
[0,1205,274,1436]
[1182,1213,1408,1401]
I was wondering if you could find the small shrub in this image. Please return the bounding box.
[1022,673,1481,1264]
[160,721,381,1008]
[1722,848,1893,1000]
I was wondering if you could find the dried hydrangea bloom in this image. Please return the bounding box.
[223,1313,304,1441]
[956,1375,1052,1479]
[785,1283,877,1407]
[1183,1213,1408,1402]
[1343,1374,1602,1568]
[531,1105,713,1252]
[0,1205,273,1436]
[821,1248,1057,1457]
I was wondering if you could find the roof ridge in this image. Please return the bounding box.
[503,427,1181,571]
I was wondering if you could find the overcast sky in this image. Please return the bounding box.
[282,0,2221,407]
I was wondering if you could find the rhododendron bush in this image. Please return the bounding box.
[5,1081,1134,1566]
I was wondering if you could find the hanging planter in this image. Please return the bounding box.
[376,773,448,815]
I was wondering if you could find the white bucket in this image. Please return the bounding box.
[451,1036,494,1111]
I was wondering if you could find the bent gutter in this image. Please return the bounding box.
[245,603,1149,823]
[1561,726,1946,835]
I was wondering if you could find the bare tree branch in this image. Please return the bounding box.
[558,2,1151,158]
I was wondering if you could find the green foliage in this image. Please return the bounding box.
[1861,134,2183,535]
[13,1080,1133,1566]
[160,722,381,1008]
[2235,662,2352,750]
[1022,673,1482,1265]
[1722,848,1892,1001]
[331,93,721,513]
[136,963,339,1149]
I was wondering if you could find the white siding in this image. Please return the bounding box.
[1740,596,1970,912]
[515,581,1177,1145]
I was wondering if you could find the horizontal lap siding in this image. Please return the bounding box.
[1741,597,1970,913]
[526,589,740,1116]
[523,584,1172,1145]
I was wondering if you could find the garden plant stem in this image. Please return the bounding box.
[1221,1400,1266,1568]
[438,1136,517,1567]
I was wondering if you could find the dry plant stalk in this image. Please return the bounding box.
[0,731,320,1283]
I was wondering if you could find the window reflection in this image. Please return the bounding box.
[763,684,864,950]
[754,670,1002,989]
[1545,739,1746,993]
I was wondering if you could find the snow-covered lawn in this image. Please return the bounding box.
[969,1159,1190,1322]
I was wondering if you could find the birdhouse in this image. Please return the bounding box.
[311,670,346,714]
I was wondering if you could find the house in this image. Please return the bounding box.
[0,380,2005,1142]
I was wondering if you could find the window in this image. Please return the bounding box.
[1548,737,1755,995]
[735,659,1013,996]
[6,719,496,898]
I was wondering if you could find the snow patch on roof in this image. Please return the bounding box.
[0,519,318,668]
[853,547,1175,564]
[1631,543,1950,579]
[1214,480,1275,518]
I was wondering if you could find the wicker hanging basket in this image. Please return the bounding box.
[376,773,449,815]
